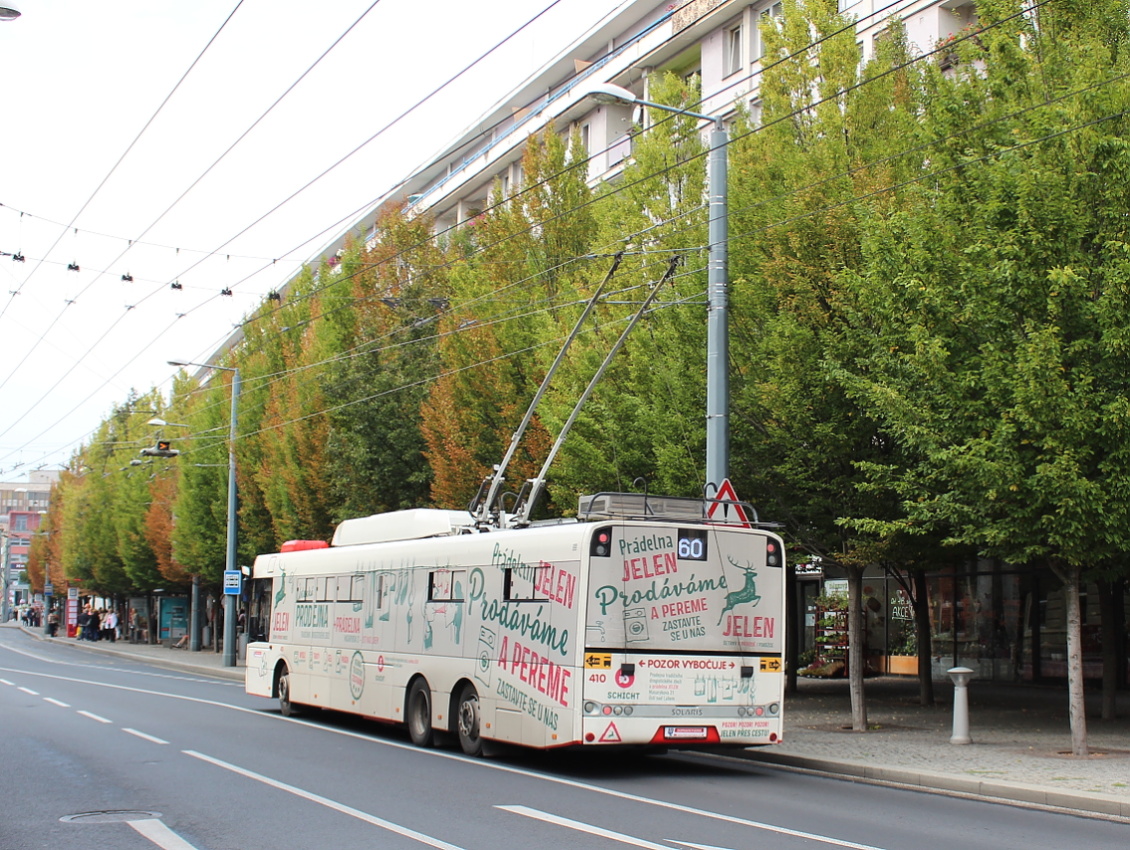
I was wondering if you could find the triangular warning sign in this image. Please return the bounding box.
[599,722,622,743]
[706,478,751,527]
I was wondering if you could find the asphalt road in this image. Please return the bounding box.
[2,628,1127,850]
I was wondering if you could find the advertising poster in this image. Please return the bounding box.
[158,597,189,641]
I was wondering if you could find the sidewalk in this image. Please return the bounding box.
[743,675,1130,820]
[17,624,1130,820]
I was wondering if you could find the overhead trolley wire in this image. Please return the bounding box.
[2,0,1086,470]
[0,0,249,325]
[0,0,386,396]
[0,0,578,468]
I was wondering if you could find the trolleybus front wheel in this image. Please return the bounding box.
[407,679,434,747]
[456,684,483,756]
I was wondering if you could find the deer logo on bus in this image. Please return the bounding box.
[717,557,761,625]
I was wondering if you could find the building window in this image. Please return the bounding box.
[753,2,784,62]
[724,23,743,77]
[748,97,763,127]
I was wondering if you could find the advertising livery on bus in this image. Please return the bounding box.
[244,491,785,755]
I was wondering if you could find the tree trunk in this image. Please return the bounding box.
[847,564,867,731]
[1100,578,1119,720]
[1056,562,1089,757]
[913,570,935,706]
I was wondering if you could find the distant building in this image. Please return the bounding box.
[1,469,58,604]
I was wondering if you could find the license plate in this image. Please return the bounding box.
[664,726,708,739]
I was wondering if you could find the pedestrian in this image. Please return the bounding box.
[46,608,59,637]
[103,608,118,643]
[77,605,91,640]
[87,607,101,641]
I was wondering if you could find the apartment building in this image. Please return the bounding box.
[303,0,977,259]
[0,469,56,607]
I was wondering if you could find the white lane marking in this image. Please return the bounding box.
[0,641,237,686]
[44,697,70,707]
[3,661,887,849]
[77,710,112,724]
[184,750,468,850]
[128,818,201,850]
[0,678,13,685]
[18,686,39,695]
[499,805,707,850]
[124,728,169,745]
[0,667,262,714]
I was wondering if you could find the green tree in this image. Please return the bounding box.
[724,0,932,725]
[547,72,709,507]
[842,0,1130,755]
[328,210,444,518]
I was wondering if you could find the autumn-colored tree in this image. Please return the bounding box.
[424,127,596,511]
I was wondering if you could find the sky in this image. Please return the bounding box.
[0,0,630,481]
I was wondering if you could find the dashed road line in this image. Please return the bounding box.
[44,697,70,707]
[124,728,169,745]
[77,710,112,724]
[185,749,468,849]
[498,805,697,849]
[128,818,202,850]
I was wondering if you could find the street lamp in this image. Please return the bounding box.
[168,359,241,667]
[586,82,730,491]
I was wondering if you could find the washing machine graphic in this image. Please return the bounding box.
[475,626,495,687]
[624,608,649,642]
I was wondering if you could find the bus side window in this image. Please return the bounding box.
[316,576,333,603]
[336,574,362,603]
[298,577,318,602]
[429,569,466,602]
[375,573,387,610]
[505,565,549,602]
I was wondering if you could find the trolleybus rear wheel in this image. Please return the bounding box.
[407,679,434,747]
[278,667,296,717]
[456,684,482,756]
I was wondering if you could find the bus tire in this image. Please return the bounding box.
[278,666,297,717]
[455,684,483,757]
[406,679,434,747]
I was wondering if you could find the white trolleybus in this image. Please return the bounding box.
[245,491,785,755]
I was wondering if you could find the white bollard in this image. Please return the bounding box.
[948,666,974,745]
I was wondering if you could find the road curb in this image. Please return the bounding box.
[739,749,1130,819]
